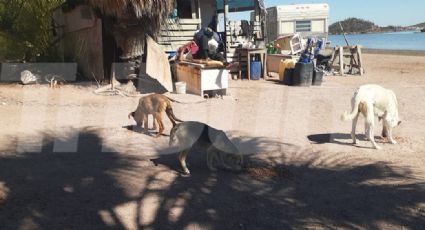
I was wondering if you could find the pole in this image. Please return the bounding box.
[338,22,358,72]
[223,0,229,59]
[338,22,350,46]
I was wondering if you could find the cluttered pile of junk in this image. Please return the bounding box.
[167,26,242,97]
[172,27,232,68]
[266,33,365,87]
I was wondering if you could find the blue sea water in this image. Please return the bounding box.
[328,31,425,51]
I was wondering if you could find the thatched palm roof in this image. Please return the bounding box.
[86,0,175,35]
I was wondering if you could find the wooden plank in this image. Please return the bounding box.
[157,41,189,47]
[339,46,344,75]
[224,0,229,54]
[160,31,196,36]
[146,36,173,92]
[158,36,194,42]
[179,61,206,68]
[166,18,201,25]
[176,63,228,96]
[163,24,198,31]
[356,45,364,75]
[61,19,104,80]
[176,64,202,95]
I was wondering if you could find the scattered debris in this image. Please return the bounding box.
[377,136,407,144]
[389,136,407,144]
[20,70,38,85]
[45,74,66,88]
[395,136,406,143]
[243,162,293,180]
[19,70,68,88]
[93,81,139,97]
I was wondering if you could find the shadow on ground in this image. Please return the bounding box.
[145,150,425,229]
[1,129,425,229]
[0,129,140,229]
[308,133,392,149]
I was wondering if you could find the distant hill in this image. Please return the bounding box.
[329,18,422,34]
[412,22,425,27]
[329,18,378,34]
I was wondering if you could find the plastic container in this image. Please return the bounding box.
[175,81,186,94]
[312,69,324,86]
[250,61,261,80]
[166,51,177,59]
[292,62,313,87]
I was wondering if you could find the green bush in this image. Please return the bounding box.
[0,0,64,62]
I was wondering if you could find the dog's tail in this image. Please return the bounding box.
[165,106,183,126]
[164,95,206,104]
[128,111,135,119]
[341,96,361,121]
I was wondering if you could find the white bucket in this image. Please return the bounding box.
[175,81,186,94]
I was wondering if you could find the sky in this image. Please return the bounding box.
[228,0,425,26]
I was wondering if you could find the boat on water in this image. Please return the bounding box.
[421,28,425,33]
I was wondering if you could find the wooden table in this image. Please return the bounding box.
[236,48,267,80]
[176,61,229,96]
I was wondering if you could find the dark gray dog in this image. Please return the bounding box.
[169,121,243,174]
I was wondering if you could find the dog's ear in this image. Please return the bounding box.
[398,121,402,126]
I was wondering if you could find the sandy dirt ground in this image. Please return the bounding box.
[1,53,425,229]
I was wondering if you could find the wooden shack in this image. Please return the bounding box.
[52,0,266,83]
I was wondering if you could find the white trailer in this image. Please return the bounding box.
[265,3,329,42]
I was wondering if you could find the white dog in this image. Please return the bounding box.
[341,84,401,149]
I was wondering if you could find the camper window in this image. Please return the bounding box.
[295,20,311,32]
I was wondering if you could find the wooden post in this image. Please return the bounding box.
[191,0,197,19]
[247,51,251,80]
[254,0,259,21]
[356,45,364,76]
[197,0,201,28]
[338,46,344,75]
[223,0,229,59]
[263,52,267,79]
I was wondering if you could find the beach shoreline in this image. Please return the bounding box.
[327,47,425,56]
[362,48,425,56]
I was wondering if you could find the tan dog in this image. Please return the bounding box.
[341,84,401,149]
[129,94,183,137]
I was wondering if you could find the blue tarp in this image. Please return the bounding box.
[216,0,265,12]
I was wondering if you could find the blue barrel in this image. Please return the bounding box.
[250,61,261,80]
[166,51,177,59]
